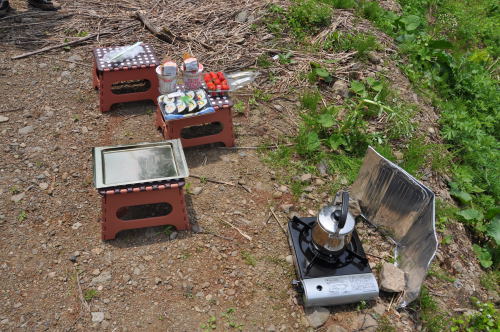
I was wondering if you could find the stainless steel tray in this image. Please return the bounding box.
[93,140,189,189]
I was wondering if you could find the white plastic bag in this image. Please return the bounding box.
[225,71,259,90]
[103,42,145,63]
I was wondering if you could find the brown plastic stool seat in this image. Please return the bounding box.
[99,180,190,240]
[92,44,160,112]
[156,96,235,148]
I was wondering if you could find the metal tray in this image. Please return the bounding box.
[93,140,188,189]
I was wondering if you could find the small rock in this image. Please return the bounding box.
[60,71,71,79]
[393,151,404,160]
[305,306,330,328]
[123,274,131,282]
[13,302,22,309]
[69,255,78,263]
[278,185,288,193]
[427,127,436,134]
[91,312,104,323]
[266,325,277,332]
[143,255,153,261]
[0,115,9,123]
[11,192,25,203]
[235,10,248,23]
[300,174,312,182]
[315,178,325,185]
[18,126,34,135]
[191,187,203,195]
[226,289,236,296]
[451,260,465,274]
[379,262,405,292]
[48,272,56,278]
[354,314,378,332]
[333,80,349,98]
[285,255,293,265]
[169,232,178,240]
[280,204,294,214]
[372,302,386,316]
[272,191,283,199]
[155,277,162,285]
[91,271,112,285]
[327,325,348,332]
[133,267,141,276]
[71,222,82,230]
[91,269,100,276]
[39,183,49,190]
[91,247,103,255]
[367,51,381,64]
[191,223,203,233]
[68,54,83,62]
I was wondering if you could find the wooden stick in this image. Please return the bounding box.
[270,207,287,236]
[220,219,252,241]
[134,11,174,43]
[190,174,235,187]
[12,32,110,60]
[200,231,234,241]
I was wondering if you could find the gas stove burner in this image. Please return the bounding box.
[288,216,379,307]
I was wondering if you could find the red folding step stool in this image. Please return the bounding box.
[99,180,190,240]
[156,95,235,148]
[92,44,160,112]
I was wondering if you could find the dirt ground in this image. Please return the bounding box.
[0,1,495,331]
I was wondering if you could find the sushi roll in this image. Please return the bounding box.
[195,89,206,100]
[164,103,177,114]
[197,98,208,110]
[176,99,187,113]
[163,96,175,104]
[187,99,198,113]
[186,90,195,99]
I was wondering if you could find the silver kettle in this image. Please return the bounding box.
[312,191,355,253]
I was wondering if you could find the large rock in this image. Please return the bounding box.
[379,262,405,292]
[91,312,104,323]
[333,80,349,98]
[327,325,348,332]
[18,126,34,135]
[91,271,112,285]
[305,306,330,328]
[0,115,9,123]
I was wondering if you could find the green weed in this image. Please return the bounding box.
[18,210,27,222]
[288,0,332,38]
[376,315,396,332]
[84,289,98,301]
[241,251,257,266]
[414,286,450,332]
[201,315,217,331]
[325,32,379,59]
[233,101,245,115]
[451,298,499,332]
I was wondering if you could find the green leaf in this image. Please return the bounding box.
[456,208,483,222]
[472,244,493,268]
[350,80,365,95]
[428,39,453,49]
[486,215,500,245]
[304,132,321,152]
[327,134,346,150]
[485,206,500,220]
[314,68,330,78]
[450,190,472,204]
[318,114,334,128]
[400,15,421,31]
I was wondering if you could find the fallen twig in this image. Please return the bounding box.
[190,174,235,186]
[270,207,287,236]
[134,11,174,43]
[12,32,108,60]
[220,219,252,241]
[74,268,91,315]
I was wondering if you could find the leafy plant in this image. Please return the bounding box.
[324,32,379,59]
[287,0,332,37]
[233,101,246,115]
[201,315,217,331]
[84,289,98,301]
[241,251,257,266]
[451,298,499,331]
[18,210,27,222]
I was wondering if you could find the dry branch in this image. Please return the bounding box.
[134,11,174,43]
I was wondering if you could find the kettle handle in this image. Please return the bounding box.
[338,191,349,229]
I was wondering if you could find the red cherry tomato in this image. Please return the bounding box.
[214,79,221,85]
[204,74,211,82]
[210,72,217,79]
[217,71,224,79]
[207,83,216,90]
[222,84,229,91]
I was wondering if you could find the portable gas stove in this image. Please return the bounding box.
[288,216,379,307]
